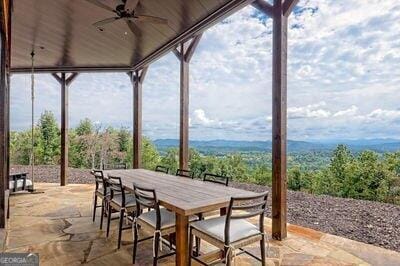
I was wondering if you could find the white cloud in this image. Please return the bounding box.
[288,102,331,119]
[365,109,400,120]
[333,105,358,117]
[9,0,400,141]
[192,109,216,126]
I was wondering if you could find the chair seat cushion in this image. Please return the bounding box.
[111,193,136,208]
[190,216,261,243]
[138,208,197,230]
[9,179,32,190]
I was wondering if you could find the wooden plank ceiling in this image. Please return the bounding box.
[10,0,242,73]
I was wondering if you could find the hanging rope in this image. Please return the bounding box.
[30,50,35,190]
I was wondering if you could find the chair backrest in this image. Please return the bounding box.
[224,192,268,245]
[91,169,107,194]
[133,183,162,229]
[103,162,127,170]
[203,173,229,186]
[107,175,126,206]
[155,165,169,174]
[176,168,194,179]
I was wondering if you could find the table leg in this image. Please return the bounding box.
[176,213,189,266]
[220,207,227,216]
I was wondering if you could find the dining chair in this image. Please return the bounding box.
[194,172,230,254]
[155,165,169,174]
[176,168,194,178]
[131,183,197,265]
[189,192,269,266]
[91,170,108,229]
[103,162,127,170]
[106,175,136,249]
[203,173,230,186]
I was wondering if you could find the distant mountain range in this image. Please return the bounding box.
[153,138,400,154]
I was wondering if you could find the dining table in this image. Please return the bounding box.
[103,168,257,266]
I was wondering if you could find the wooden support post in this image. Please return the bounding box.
[0,27,8,228]
[254,0,298,243]
[129,67,148,169]
[0,0,11,228]
[52,73,78,186]
[271,0,288,240]
[174,34,202,170]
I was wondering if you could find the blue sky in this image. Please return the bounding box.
[10,0,400,141]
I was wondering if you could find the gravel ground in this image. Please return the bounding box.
[10,165,400,253]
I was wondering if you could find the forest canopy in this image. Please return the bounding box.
[10,111,400,205]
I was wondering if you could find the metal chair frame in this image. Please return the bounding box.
[189,192,269,266]
[106,175,136,249]
[155,165,169,174]
[203,173,230,186]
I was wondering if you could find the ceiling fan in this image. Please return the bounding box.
[86,0,168,36]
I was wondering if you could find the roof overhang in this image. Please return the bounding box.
[10,0,254,74]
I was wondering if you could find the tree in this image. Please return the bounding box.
[329,144,353,196]
[117,127,130,152]
[75,118,93,136]
[160,148,179,174]
[37,111,60,164]
[141,137,160,170]
[288,167,302,190]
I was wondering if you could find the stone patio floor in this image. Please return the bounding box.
[1,183,399,265]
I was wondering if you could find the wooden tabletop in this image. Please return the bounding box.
[103,169,257,216]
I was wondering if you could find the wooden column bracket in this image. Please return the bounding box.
[129,67,148,169]
[173,34,202,171]
[283,0,299,17]
[51,72,79,186]
[252,0,299,18]
[252,0,275,18]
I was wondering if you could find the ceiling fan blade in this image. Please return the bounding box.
[125,19,142,37]
[135,15,168,25]
[93,17,121,27]
[124,0,140,13]
[85,0,115,13]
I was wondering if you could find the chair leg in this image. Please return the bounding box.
[106,204,112,238]
[224,246,231,266]
[188,228,194,266]
[153,231,160,266]
[195,213,203,256]
[92,194,97,222]
[132,221,139,264]
[260,234,266,266]
[117,208,125,249]
[100,199,105,230]
[168,233,173,250]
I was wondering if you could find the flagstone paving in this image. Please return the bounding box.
[1,183,399,265]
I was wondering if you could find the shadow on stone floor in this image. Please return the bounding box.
[2,183,400,266]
